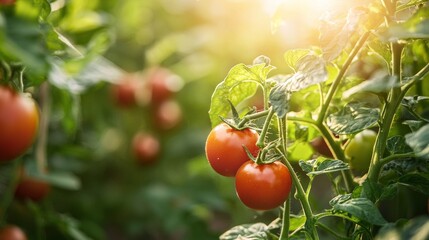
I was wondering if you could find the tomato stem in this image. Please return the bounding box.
[256,107,274,148]
[277,117,319,240]
[237,109,270,129]
[0,158,22,225]
[279,196,290,240]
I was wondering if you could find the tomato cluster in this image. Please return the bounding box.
[205,123,292,210]
[111,67,183,166]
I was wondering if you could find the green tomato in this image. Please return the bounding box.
[345,129,377,172]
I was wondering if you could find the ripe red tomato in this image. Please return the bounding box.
[0,225,27,240]
[111,75,141,108]
[147,67,183,104]
[310,136,333,158]
[235,161,292,210]
[0,0,16,6]
[0,86,39,162]
[132,133,160,165]
[205,123,259,177]
[153,100,182,131]
[14,176,51,202]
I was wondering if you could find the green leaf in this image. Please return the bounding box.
[386,136,413,155]
[343,74,399,99]
[385,7,429,40]
[269,84,290,118]
[220,223,269,240]
[320,8,365,61]
[330,194,387,226]
[208,58,275,127]
[398,173,429,196]
[284,49,311,71]
[361,180,397,202]
[0,13,50,85]
[405,124,429,158]
[289,215,306,231]
[376,216,429,240]
[327,102,380,135]
[299,158,349,176]
[283,54,327,92]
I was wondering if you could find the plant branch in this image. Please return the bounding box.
[380,152,415,165]
[35,82,50,174]
[316,31,371,125]
[256,107,274,148]
[279,197,291,240]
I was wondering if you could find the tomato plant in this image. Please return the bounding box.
[0,86,39,162]
[207,1,429,239]
[205,123,259,177]
[235,160,292,210]
[0,225,27,240]
[345,129,377,172]
[132,132,160,165]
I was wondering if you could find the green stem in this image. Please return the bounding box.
[277,117,319,240]
[381,152,415,165]
[256,108,274,148]
[368,43,404,182]
[237,109,270,128]
[279,197,291,240]
[317,31,371,125]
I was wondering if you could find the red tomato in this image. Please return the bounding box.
[14,176,51,202]
[0,86,39,162]
[132,133,160,165]
[153,100,182,131]
[0,0,16,6]
[235,161,292,210]
[147,67,182,104]
[111,76,141,108]
[205,123,259,177]
[0,225,27,240]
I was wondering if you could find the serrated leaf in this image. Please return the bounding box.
[402,96,429,110]
[220,223,269,240]
[386,136,413,155]
[398,173,429,196]
[327,102,380,135]
[284,49,311,71]
[285,55,328,92]
[405,124,429,158]
[290,215,306,231]
[343,74,399,99]
[321,9,366,61]
[269,85,290,118]
[209,60,275,127]
[299,159,349,176]
[330,195,387,226]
